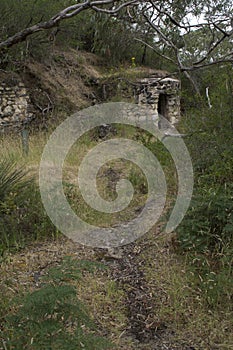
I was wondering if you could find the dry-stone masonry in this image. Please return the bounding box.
[100,72,181,126]
[0,71,180,131]
[0,82,33,130]
[135,75,180,125]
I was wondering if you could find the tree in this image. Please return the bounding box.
[0,1,137,50]
[132,0,233,92]
[0,0,232,91]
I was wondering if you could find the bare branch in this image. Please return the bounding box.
[147,1,186,30]
[143,13,178,52]
[91,0,138,14]
[193,31,232,65]
[146,0,231,37]
[138,1,232,80]
[134,38,175,63]
[0,0,137,50]
[184,55,233,71]
[142,11,189,75]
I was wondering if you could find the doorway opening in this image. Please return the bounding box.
[158,94,168,120]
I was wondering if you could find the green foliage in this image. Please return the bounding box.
[177,188,233,307]
[0,0,232,72]
[0,0,161,67]
[128,167,147,195]
[0,158,57,257]
[1,257,112,350]
[178,185,233,254]
[177,65,233,306]
[90,13,136,63]
[0,158,31,203]
[133,128,177,193]
[0,0,76,63]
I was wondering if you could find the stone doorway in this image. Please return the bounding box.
[135,75,180,126]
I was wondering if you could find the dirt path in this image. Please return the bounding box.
[102,239,198,350]
[0,233,198,350]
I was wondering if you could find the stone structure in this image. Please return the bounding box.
[0,82,33,130]
[135,75,180,125]
[0,70,180,131]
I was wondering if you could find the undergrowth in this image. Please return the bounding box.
[0,156,58,258]
[176,100,233,309]
[0,257,112,350]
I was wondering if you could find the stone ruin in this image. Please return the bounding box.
[135,75,180,125]
[0,71,180,132]
[0,81,33,131]
[100,71,181,128]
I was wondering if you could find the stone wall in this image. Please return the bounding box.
[0,82,33,130]
[0,71,180,131]
[135,76,180,125]
[99,72,181,126]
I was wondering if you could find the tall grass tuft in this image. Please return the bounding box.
[0,157,57,257]
[0,157,31,202]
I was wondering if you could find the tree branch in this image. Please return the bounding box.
[183,55,233,71]
[134,37,176,64]
[137,1,232,90]
[91,0,138,14]
[193,30,232,66]
[0,0,137,50]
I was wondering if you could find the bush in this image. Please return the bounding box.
[176,67,233,306]
[0,158,57,257]
[177,181,233,307]
[177,185,233,255]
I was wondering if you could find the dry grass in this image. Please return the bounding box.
[77,272,133,349]
[0,236,135,349]
[1,230,232,349]
[140,232,233,350]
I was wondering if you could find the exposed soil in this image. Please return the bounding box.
[1,47,172,133]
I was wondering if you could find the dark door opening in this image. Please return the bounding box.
[158,93,168,119]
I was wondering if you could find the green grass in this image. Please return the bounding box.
[0,124,173,252]
[0,135,58,257]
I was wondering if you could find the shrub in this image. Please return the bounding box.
[0,158,31,202]
[177,184,233,255]
[0,158,57,257]
[176,73,233,306]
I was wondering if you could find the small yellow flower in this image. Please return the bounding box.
[131,57,136,67]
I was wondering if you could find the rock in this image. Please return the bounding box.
[97,124,117,139]
[0,82,34,130]
[3,105,13,115]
